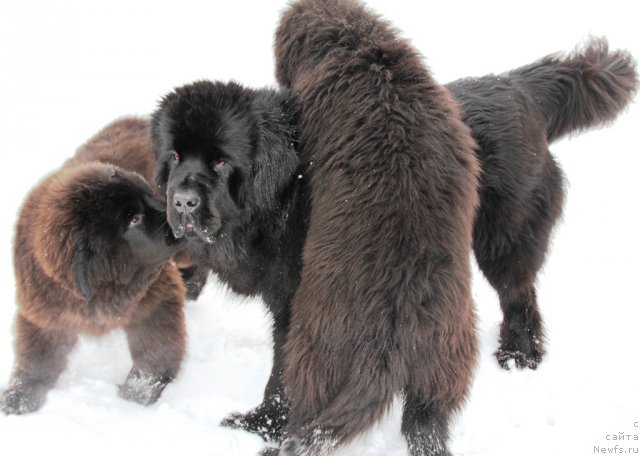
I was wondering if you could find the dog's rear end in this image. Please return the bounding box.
[516,38,636,142]
[275,1,480,454]
[447,39,637,369]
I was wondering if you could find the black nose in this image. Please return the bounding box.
[173,189,200,213]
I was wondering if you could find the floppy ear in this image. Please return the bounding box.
[72,245,96,302]
[251,90,301,210]
[150,107,172,195]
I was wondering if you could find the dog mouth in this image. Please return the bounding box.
[171,212,219,245]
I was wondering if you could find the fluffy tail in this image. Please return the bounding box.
[513,37,637,142]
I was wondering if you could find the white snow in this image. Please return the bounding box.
[1,1,638,455]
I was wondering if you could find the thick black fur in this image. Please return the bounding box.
[152,37,637,448]
[151,80,309,441]
[446,37,637,369]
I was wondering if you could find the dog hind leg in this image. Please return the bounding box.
[401,394,453,456]
[474,154,564,369]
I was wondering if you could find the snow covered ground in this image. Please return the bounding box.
[1,1,638,455]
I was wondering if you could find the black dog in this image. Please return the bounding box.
[151,81,308,440]
[151,34,637,450]
[446,37,637,369]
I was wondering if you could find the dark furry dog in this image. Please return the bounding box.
[151,81,308,439]
[151,4,637,453]
[0,118,186,415]
[273,0,480,454]
[446,38,637,369]
[273,0,637,449]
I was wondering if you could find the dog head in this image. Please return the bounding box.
[34,163,185,302]
[151,80,300,245]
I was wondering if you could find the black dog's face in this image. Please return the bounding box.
[151,81,301,248]
[160,144,244,245]
[152,82,257,245]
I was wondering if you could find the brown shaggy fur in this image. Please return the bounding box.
[1,118,186,415]
[273,1,480,454]
[71,117,158,182]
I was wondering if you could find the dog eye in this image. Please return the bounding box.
[128,214,144,229]
[171,151,180,162]
[214,159,226,172]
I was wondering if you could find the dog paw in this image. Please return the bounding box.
[118,369,172,406]
[184,279,206,301]
[495,348,541,370]
[179,265,209,301]
[496,315,545,370]
[221,405,288,442]
[0,385,47,415]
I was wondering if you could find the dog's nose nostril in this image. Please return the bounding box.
[173,190,200,213]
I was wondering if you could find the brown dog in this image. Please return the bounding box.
[1,118,187,415]
[273,1,480,454]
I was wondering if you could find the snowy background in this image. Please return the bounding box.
[1,1,638,455]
